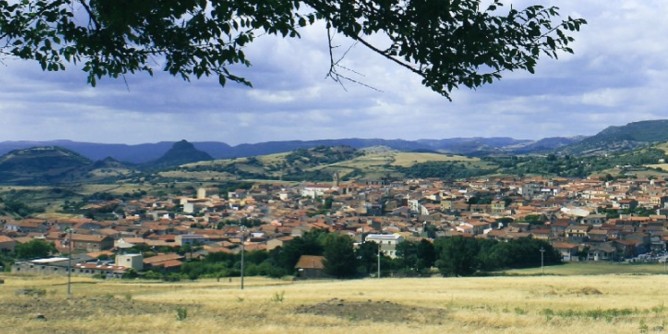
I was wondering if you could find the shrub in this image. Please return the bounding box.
[175,307,188,321]
[271,291,285,303]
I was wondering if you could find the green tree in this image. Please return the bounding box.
[417,239,437,270]
[434,236,480,276]
[270,229,326,273]
[356,241,379,275]
[322,234,357,278]
[395,240,420,275]
[0,1,585,99]
[395,239,435,276]
[15,239,56,259]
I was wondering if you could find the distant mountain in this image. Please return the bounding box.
[0,137,583,163]
[0,140,229,164]
[0,146,92,184]
[145,140,213,169]
[222,138,430,158]
[89,156,132,170]
[509,137,585,154]
[15,120,658,164]
[417,137,533,154]
[560,120,668,155]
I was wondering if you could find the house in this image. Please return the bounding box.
[582,214,607,226]
[456,220,491,236]
[364,234,404,258]
[552,242,579,262]
[490,199,506,215]
[614,239,643,259]
[4,219,49,234]
[565,225,591,243]
[649,235,666,253]
[294,255,326,279]
[587,242,616,261]
[175,234,207,247]
[73,262,128,278]
[0,235,17,252]
[70,234,114,252]
[143,253,184,271]
[115,254,144,271]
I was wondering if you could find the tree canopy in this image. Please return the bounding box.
[322,233,357,278]
[15,239,56,259]
[0,0,585,99]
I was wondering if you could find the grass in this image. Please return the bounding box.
[2,272,668,333]
[390,152,478,167]
[501,262,668,276]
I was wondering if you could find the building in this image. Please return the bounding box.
[70,234,114,252]
[294,255,326,279]
[11,257,128,278]
[115,254,144,271]
[175,234,206,247]
[364,234,404,258]
[0,235,16,253]
[197,187,207,199]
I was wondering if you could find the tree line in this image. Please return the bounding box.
[3,231,561,279]
[177,231,561,280]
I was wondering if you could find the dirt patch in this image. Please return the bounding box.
[294,298,445,323]
[575,287,603,295]
[0,295,197,322]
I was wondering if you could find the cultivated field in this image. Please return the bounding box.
[2,270,667,334]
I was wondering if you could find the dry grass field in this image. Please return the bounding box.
[390,152,478,167]
[2,271,667,334]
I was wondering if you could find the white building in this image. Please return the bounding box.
[364,234,405,259]
[115,254,144,271]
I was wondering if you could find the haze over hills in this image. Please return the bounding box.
[3,118,659,163]
[0,140,213,185]
[2,119,668,185]
[0,136,581,164]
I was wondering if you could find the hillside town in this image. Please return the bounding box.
[3,175,668,278]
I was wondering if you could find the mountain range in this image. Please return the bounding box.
[1,119,668,185]
[0,136,581,164]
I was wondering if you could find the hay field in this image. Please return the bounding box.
[2,273,667,334]
[390,152,478,167]
[654,143,668,154]
[330,152,478,172]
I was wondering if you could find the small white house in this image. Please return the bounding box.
[115,254,144,271]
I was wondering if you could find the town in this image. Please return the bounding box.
[2,174,668,280]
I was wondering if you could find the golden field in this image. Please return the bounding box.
[2,269,668,334]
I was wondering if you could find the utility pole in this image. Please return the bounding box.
[240,226,246,290]
[67,228,73,297]
[377,243,381,279]
[540,247,545,275]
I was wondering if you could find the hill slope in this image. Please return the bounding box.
[145,140,213,169]
[0,146,92,184]
[560,120,668,155]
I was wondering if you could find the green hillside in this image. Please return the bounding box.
[0,146,92,185]
[561,120,668,155]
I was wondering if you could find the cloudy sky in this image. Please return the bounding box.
[0,1,666,145]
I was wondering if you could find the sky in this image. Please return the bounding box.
[0,0,666,146]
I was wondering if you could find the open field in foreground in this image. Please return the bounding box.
[503,262,668,276]
[2,272,668,334]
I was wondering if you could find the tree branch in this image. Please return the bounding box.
[78,0,100,31]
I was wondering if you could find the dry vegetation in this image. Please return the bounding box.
[390,152,478,167]
[1,272,667,334]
